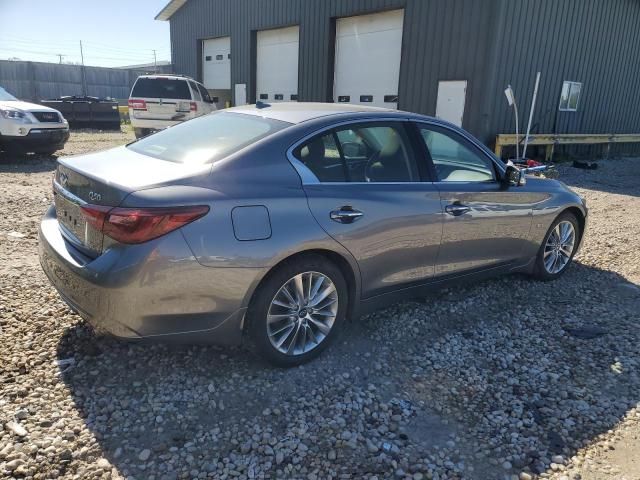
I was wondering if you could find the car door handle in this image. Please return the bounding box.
[445,204,471,216]
[330,207,364,224]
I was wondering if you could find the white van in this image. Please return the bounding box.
[128,75,216,138]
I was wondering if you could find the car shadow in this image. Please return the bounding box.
[56,261,640,479]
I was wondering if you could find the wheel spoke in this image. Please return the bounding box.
[560,245,573,257]
[300,325,308,353]
[286,322,302,355]
[308,316,331,335]
[309,285,336,307]
[280,285,298,308]
[314,295,337,311]
[267,313,295,323]
[306,324,320,346]
[309,275,325,301]
[293,274,305,305]
[273,323,297,349]
[312,309,336,317]
[270,320,296,338]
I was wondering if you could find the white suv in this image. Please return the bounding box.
[128,75,216,138]
[0,86,69,154]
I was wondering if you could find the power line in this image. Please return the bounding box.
[0,47,164,63]
[0,37,170,59]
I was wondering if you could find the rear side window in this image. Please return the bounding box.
[131,78,192,99]
[189,81,202,101]
[197,83,212,103]
[295,134,346,182]
[128,112,290,164]
[294,123,419,183]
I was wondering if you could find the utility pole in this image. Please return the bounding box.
[152,49,157,72]
[57,54,64,64]
[79,40,87,96]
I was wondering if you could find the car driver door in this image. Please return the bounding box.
[292,121,443,299]
[415,122,535,276]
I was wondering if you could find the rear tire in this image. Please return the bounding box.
[532,211,580,281]
[247,254,348,367]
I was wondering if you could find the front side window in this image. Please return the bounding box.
[294,123,419,183]
[128,112,290,164]
[419,127,495,182]
[559,81,582,111]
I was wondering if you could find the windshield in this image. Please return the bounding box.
[127,112,291,164]
[0,87,18,101]
[131,77,192,99]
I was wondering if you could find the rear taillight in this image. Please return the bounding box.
[80,205,209,244]
[128,99,147,110]
[190,102,197,112]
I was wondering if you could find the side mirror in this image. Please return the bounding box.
[502,165,526,187]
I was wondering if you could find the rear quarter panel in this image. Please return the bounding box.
[175,128,363,308]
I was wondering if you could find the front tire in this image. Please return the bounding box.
[247,254,348,367]
[533,212,580,280]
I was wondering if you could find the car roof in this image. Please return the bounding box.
[226,102,408,124]
[137,74,197,82]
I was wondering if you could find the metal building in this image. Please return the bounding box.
[156,0,640,147]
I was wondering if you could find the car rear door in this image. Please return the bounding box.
[293,120,442,299]
[415,121,535,276]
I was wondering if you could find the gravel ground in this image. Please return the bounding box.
[1,130,639,480]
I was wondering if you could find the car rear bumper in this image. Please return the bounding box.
[129,117,185,130]
[38,204,262,345]
[2,127,69,152]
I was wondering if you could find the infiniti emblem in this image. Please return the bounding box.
[89,191,102,202]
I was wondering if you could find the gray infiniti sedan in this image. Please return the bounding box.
[39,103,587,366]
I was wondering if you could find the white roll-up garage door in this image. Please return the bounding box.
[202,36,230,90]
[334,10,404,109]
[256,26,299,102]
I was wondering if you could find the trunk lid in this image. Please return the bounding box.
[53,146,210,256]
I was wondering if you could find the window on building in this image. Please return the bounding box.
[559,81,582,112]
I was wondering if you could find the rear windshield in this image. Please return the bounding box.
[127,112,291,164]
[131,77,191,99]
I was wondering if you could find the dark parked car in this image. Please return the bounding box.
[39,103,587,366]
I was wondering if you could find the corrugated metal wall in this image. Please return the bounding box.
[168,0,640,145]
[0,60,172,101]
[490,0,640,138]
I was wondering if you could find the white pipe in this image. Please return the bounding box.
[505,85,519,160]
[522,72,541,160]
[513,94,520,161]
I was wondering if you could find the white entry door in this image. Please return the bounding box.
[202,37,231,90]
[256,26,299,102]
[436,81,467,127]
[333,10,404,109]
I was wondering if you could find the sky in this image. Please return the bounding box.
[0,0,171,68]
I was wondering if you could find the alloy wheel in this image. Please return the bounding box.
[543,220,576,274]
[267,271,338,356]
